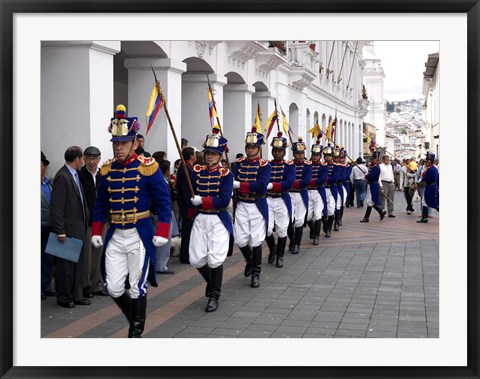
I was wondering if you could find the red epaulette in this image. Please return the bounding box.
[304,160,312,165]
[138,155,155,166]
[193,164,205,173]
[236,157,245,163]
[259,159,269,167]
[219,167,230,177]
[285,160,294,165]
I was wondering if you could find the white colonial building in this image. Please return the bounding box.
[422,52,440,160]
[41,40,371,173]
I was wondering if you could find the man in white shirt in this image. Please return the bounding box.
[350,157,368,207]
[379,155,396,217]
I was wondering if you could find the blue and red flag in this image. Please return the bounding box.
[265,110,278,139]
[145,85,163,135]
[208,89,219,120]
[369,138,376,152]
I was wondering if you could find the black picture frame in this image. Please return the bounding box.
[1,1,479,378]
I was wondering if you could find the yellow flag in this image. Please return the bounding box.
[208,89,219,119]
[281,110,289,135]
[253,108,262,133]
[308,123,321,138]
[326,118,336,140]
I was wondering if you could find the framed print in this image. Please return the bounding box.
[1,1,479,378]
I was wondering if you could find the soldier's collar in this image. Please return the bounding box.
[246,156,261,162]
[273,159,284,164]
[117,153,138,166]
[206,164,220,172]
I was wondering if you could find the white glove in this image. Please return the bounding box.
[152,236,168,247]
[233,180,240,189]
[190,195,202,206]
[92,235,103,248]
[266,183,273,190]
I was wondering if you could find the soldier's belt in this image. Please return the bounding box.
[110,210,150,224]
[199,208,226,214]
[237,193,265,201]
[267,191,283,197]
[308,185,324,189]
[290,189,301,193]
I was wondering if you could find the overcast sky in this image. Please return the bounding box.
[372,41,439,102]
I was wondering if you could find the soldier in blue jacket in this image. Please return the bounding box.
[91,105,171,338]
[189,126,233,311]
[287,136,312,254]
[417,152,439,223]
[306,139,328,245]
[360,151,387,222]
[265,132,295,267]
[322,144,339,237]
[233,126,271,288]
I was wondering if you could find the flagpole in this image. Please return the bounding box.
[273,99,282,136]
[151,68,195,198]
[361,131,397,159]
[206,74,230,167]
[333,109,338,146]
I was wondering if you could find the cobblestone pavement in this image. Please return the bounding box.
[42,191,439,338]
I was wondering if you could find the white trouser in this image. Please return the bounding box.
[234,201,266,248]
[189,213,229,269]
[306,190,324,221]
[105,228,149,299]
[365,185,375,207]
[341,185,347,206]
[290,192,306,227]
[267,197,290,238]
[325,188,336,216]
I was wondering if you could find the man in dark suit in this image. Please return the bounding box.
[176,146,197,264]
[50,146,90,308]
[78,146,108,298]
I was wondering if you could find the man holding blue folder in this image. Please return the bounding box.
[91,105,171,338]
[50,146,90,308]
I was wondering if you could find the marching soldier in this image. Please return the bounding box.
[333,146,347,231]
[417,152,439,223]
[189,126,233,312]
[91,105,171,338]
[306,139,328,245]
[287,136,312,254]
[360,151,387,222]
[337,147,350,226]
[322,144,339,238]
[265,132,295,268]
[233,126,271,288]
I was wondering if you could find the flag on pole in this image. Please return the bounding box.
[326,118,336,140]
[265,110,278,139]
[279,108,295,137]
[307,123,322,138]
[253,106,262,133]
[146,84,163,135]
[369,138,376,152]
[208,88,219,120]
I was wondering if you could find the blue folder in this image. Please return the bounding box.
[45,232,83,263]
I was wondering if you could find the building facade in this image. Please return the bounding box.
[41,40,370,173]
[423,52,440,160]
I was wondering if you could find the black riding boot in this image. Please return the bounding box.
[334,211,340,231]
[373,204,386,220]
[251,245,262,288]
[197,265,212,298]
[227,234,234,257]
[287,222,295,252]
[265,234,277,264]
[307,219,315,239]
[128,296,147,338]
[339,206,344,226]
[313,219,321,245]
[276,236,287,268]
[206,265,223,312]
[417,206,429,223]
[239,245,253,277]
[326,215,334,238]
[360,206,372,222]
[112,291,132,322]
[292,226,303,254]
[322,216,328,234]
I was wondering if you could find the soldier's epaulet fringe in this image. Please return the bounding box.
[220,167,230,177]
[138,155,159,176]
[285,160,294,165]
[304,160,312,165]
[99,159,115,176]
[259,159,268,167]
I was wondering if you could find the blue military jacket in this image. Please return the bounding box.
[325,162,341,202]
[192,164,234,236]
[267,159,295,218]
[421,164,439,209]
[235,157,271,225]
[290,159,313,210]
[365,163,381,206]
[92,154,171,287]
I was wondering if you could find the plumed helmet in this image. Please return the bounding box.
[292,136,307,153]
[311,138,323,154]
[109,104,141,142]
[202,125,228,155]
[245,125,265,147]
[271,132,288,150]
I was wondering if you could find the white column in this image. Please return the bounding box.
[41,41,120,173]
[124,58,186,162]
[223,83,254,161]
